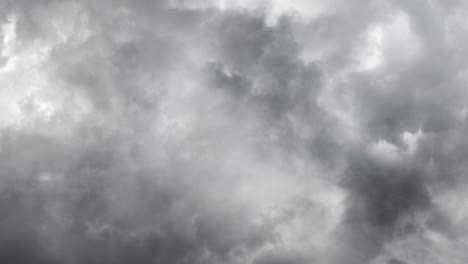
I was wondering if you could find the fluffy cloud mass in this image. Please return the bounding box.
[1,0,468,263]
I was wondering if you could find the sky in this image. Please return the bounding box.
[0,0,468,263]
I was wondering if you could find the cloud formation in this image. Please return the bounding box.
[1,0,468,263]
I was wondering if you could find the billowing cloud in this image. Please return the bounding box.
[1,0,468,263]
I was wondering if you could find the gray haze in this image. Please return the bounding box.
[0,0,468,263]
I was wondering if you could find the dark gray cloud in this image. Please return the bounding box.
[1,0,468,263]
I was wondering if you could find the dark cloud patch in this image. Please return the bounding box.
[211,14,323,118]
[328,147,434,264]
[344,153,431,229]
[213,11,276,73]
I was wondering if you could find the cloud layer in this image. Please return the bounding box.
[1,0,468,263]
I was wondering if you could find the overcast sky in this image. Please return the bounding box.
[1,0,468,263]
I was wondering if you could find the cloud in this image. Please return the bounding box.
[1,0,468,263]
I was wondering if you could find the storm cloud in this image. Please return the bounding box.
[1,0,468,263]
